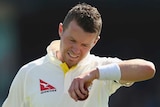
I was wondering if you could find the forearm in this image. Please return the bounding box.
[96,58,156,82]
[119,59,156,82]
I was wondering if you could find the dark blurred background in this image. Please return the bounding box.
[0,0,159,107]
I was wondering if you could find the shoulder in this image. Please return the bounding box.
[88,54,122,64]
[17,55,48,76]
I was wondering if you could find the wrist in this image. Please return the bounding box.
[97,63,121,80]
[89,68,99,80]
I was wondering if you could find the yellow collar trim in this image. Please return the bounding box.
[60,62,76,74]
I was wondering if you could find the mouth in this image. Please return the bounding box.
[68,51,79,59]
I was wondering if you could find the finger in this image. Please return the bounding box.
[69,78,88,101]
[79,80,88,95]
[73,79,87,100]
[68,82,78,101]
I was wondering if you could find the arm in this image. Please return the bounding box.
[68,58,156,101]
[2,68,26,107]
[118,59,155,83]
[98,58,155,83]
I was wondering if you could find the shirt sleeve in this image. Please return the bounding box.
[2,67,28,107]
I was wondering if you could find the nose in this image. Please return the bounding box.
[72,43,81,54]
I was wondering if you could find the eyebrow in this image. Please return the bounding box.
[70,36,92,46]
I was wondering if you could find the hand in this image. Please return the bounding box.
[68,68,99,101]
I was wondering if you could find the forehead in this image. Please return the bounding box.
[66,21,97,43]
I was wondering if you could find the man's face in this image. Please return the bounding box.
[58,20,99,68]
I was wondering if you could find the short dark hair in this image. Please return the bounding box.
[63,2,102,36]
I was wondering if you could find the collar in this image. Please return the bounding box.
[47,40,91,74]
[47,40,77,74]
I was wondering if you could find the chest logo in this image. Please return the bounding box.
[39,79,56,94]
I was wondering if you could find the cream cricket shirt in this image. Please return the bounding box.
[2,40,132,107]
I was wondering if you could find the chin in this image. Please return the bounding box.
[67,60,79,66]
[68,63,77,68]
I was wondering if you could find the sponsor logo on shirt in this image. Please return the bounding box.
[39,79,56,94]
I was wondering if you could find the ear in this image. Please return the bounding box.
[58,23,63,38]
[94,36,100,44]
[91,35,100,48]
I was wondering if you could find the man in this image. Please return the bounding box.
[2,2,156,107]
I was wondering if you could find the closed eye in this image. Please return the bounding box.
[70,39,76,43]
[82,44,89,47]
